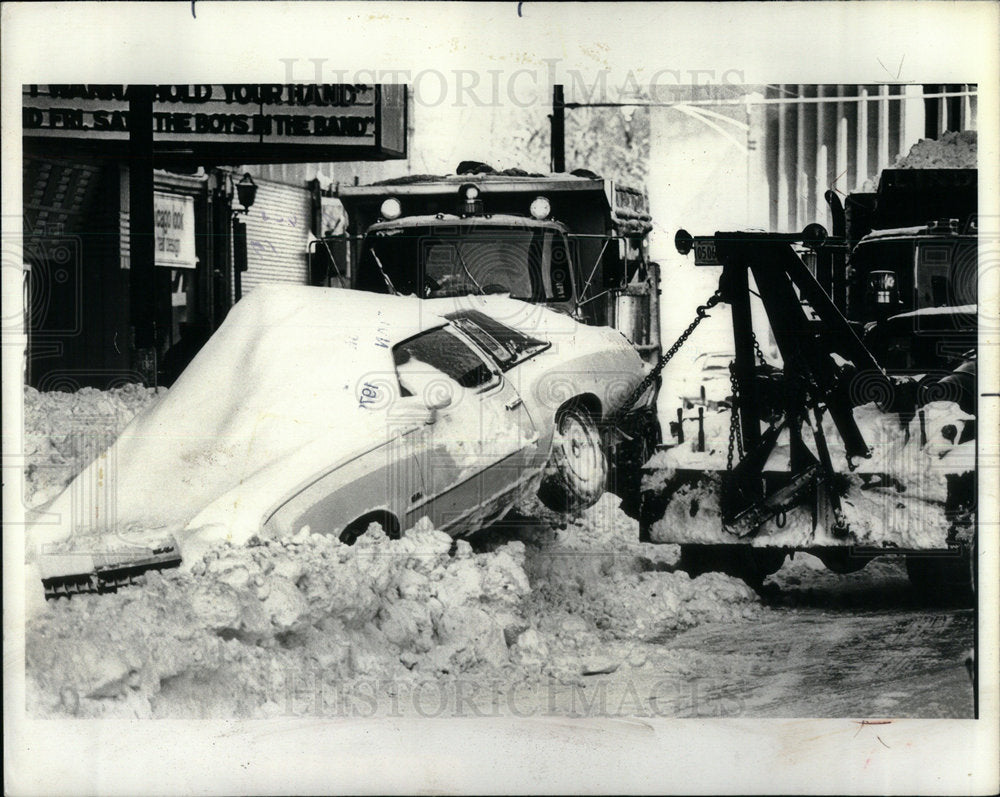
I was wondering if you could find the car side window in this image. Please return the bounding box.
[393,327,497,397]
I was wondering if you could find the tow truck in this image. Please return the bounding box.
[619,223,976,595]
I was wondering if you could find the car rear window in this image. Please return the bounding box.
[445,310,549,370]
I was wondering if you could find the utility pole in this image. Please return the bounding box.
[551,84,565,173]
[128,84,157,385]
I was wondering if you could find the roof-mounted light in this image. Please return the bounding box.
[529,196,551,220]
[380,197,402,220]
[458,183,484,216]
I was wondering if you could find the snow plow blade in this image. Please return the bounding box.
[40,542,181,599]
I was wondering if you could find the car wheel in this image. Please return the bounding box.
[538,404,608,512]
[339,512,401,546]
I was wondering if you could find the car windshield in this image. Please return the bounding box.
[701,355,731,371]
[357,224,572,301]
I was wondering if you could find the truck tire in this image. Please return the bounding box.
[538,405,607,512]
[679,544,787,591]
[905,545,975,602]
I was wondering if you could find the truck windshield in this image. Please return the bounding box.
[356,225,572,301]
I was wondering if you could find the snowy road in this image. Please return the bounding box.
[361,554,975,720]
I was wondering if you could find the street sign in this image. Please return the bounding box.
[153,192,197,269]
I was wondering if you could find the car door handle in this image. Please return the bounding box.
[505,397,523,411]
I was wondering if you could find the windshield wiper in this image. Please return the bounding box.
[370,248,398,295]
[576,236,611,311]
[447,241,485,295]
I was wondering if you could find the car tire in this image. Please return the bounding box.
[538,404,608,512]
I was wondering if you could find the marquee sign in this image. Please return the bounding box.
[22,84,407,162]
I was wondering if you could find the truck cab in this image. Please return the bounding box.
[313,168,660,368]
[354,211,579,315]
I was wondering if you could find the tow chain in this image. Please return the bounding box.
[751,332,767,367]
[609,290,723,425]
[727,363,742,470]
[726,332,770,471]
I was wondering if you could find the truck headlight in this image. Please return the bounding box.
[530,196,551,220]
[380,197,402,220]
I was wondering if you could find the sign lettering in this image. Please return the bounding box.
[22,84,407,160]
[154,192,196,269]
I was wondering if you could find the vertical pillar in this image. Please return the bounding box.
[888,85,904,161]
[864,85,880,185]
[551,84,565,173]
[128,84,156,384]
[776,88,789,231]
[857,87,869,188]
[764,86,781,231]
[800,85,818,222]
[210,170,233,325]
[841,85,858,193]
[817,85,837,229]
[233,216,247,301]
[830,86,847,194]
[878,85,890,171]
[779,84,799,231]
[946,83,963,132]
[964,85,977,129]
[795,84,807,225]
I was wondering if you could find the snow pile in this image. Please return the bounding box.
[892,130,977,170]
[26,493,763,718]
[496,495,762,681]
[23,384,165,508]
[27,520,532,718]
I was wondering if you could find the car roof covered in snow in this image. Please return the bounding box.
[232,284,448,345]
[28,286,455,553]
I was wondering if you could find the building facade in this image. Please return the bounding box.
[21,84,407,390]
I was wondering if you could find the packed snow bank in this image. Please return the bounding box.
[23,385,165,508]
[25,385,763,718]
[489,495,762,680]
[27,501,762,718]
[27,521,531,718]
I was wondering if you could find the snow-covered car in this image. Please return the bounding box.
[674,351,733,410]
[27,285,647,586]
